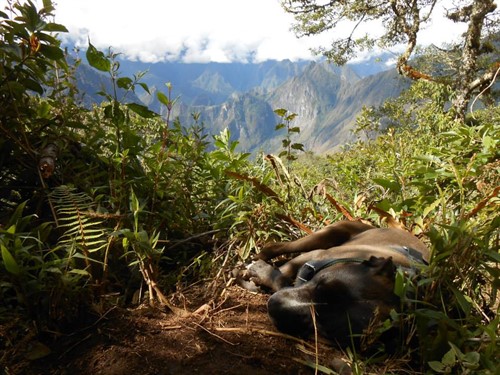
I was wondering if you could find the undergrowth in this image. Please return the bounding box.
[0,1,498,373]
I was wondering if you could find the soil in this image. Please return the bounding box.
[1,282,406,375]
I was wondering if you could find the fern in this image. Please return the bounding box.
[50,185,109,257]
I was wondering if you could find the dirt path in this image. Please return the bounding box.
[3,285,360,374]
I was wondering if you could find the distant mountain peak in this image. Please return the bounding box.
[192,70,233,94]
[74,55,403,154]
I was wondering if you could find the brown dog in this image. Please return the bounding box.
[242,221,429,346]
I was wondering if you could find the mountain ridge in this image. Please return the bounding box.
[73,55,406,154]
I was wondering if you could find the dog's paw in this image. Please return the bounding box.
[231,264,264,292]
[231,266,245,279]
[236,279,262,293]
[247,260,276,289]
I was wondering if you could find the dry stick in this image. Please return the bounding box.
[212,304,243,316]
[138,260,189,317]
[310,305,319,375]
[152,280,190,317]
[464,186,499,220]
[58,333,92,360]
[59,306,119,358]
[67,306,118,336]
[211,240,236,296]
[470,64,500,118]
[245,303,250,328]
[324,193,355,221]
[192,322,236,346]
[161,325,183,330]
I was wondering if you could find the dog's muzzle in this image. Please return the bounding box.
[267,287,315,337]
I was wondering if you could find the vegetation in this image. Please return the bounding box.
[1,0,498,373]
[281,0,499,119]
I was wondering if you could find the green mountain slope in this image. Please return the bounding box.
[75,58,406,154]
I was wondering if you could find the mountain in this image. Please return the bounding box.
[171,61,407,153]
[72,60,142,107]
[74,56,408,154]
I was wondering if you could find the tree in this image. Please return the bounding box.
[281,0,499,119]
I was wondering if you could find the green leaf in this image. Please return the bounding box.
[41,0,55,13]
[8,201,27,227]
[428,361,447,373]
[157,92,170,106]
[69,269,91,276]
[1,245,22,275]
[39,44,64,60]
[86,41,110,72]
[117,77,133,90]
[422,198,442,219]
[486,251,500,262]
[126,103,158,118]
[137,82,150,94]
[394,269,406,298]
[44,22,68,32]
[20,78,44,94]
[373,178,401,192]
[450,286,472,316]
[441,347,456,366]
[103,104,113,119]
[462,352,480,368]
[274,108,287,117]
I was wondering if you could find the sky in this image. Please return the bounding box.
[2,0,469,64]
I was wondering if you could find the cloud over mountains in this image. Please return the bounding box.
[2,0,467,63]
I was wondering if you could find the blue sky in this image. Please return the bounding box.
[2,0,468,63]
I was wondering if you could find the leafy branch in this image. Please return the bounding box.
[274,108,304,167]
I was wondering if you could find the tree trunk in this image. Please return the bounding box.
[452,0,497,120]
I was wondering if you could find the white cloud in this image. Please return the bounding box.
[49,0,317,63]
[0,0,469,63]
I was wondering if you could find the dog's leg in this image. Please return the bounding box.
[256,221,374,261]
[246,260,292,291]
[248,249,330,291]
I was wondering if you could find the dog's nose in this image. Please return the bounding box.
[267,290,313,338]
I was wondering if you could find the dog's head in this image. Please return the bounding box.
[267,256,398,346]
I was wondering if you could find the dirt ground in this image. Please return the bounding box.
[1,282,410,375]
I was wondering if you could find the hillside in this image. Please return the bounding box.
[75,57,406,153]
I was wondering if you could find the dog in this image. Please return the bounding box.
[240,221,429,347]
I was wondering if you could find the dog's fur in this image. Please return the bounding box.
[241,221,429,346]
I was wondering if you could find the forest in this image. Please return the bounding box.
[1,0,499,374]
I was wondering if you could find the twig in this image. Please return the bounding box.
[192,322,236,346]
[470,64,500,118]
[464,186,499,219]
[212,303,243,316]
[58,333,92,360]
[310,304,319,375]
[160,325,183,330]
[67,306,118,336]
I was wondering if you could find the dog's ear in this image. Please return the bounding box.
[367,256,395,278]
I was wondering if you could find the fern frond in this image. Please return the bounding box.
[50,185,109,255]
